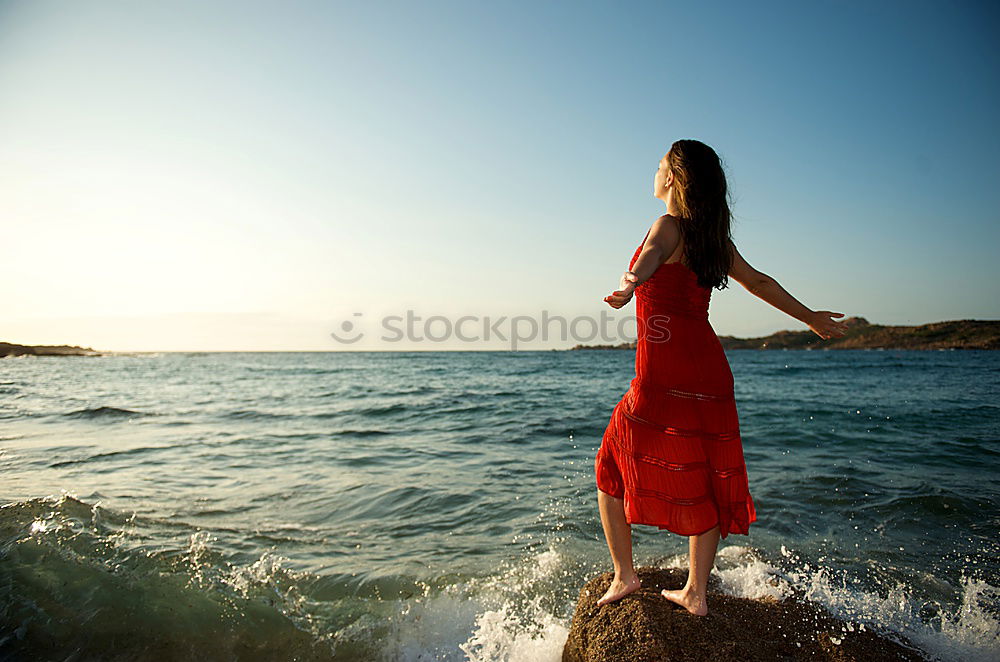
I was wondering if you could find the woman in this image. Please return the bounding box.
[595,139,848,616]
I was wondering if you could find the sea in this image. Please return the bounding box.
[1,349,998,661]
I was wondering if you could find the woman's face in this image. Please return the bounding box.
[653,154,673,200]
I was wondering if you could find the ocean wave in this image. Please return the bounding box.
[2,493,997,661]
[380,541,1000,662]
[223,409,297,421]
[348,402,410,418]
[62,406,149,420]
[659,545,1000,662]
[48,444,173,468]
[246,366,351,376]
[0,493,336,661]
[374,546,572,662]
[327,428,393,437]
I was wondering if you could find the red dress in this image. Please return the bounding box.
[595,228,757,538]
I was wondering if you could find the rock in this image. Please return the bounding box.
[562,567,925,662]
[0,342,102,357]
[571,318,1000,351]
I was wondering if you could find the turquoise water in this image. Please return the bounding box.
[1,349,998,660]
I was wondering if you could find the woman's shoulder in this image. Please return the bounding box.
[654,213,684,225]
[647,214,682,237]
[645,214,683,255]
[649,214,685,243]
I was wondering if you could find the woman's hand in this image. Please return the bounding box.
[604,271,638,309]
[807,310,849,340]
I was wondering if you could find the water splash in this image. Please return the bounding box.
[658,544,1000,662]
[376,546,572,662]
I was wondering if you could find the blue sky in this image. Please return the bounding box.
[1,0,997,350]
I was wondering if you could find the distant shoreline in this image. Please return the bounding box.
[5,316,999,355]
[0,342,103,357]
[569,317,1000,351]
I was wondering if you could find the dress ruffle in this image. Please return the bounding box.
[596,384,757,538]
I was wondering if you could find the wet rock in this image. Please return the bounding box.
[562,567,926,662]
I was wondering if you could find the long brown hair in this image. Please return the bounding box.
[666,139,733,290]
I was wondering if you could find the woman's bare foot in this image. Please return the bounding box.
[596,574,642,606]
[661,587,708,616]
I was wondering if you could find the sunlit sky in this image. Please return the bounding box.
[2,1,998,351]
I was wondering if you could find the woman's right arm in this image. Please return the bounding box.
[728,240,848,340]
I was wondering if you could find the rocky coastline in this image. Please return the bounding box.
[0,342,103,357]
[570,317,1000,350]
